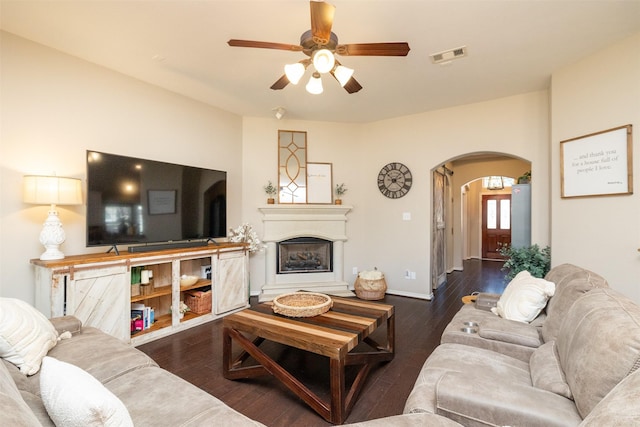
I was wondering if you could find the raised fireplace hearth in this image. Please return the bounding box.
[258,205,353,301]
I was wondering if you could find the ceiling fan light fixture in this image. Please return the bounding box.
[312,49,335,74]
[334,65,354,87]
[284,62,306,85]
[273,107,286,120]
[306,72,323,94]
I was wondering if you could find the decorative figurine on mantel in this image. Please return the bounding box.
[264,181,277,204]
[334,183,347,205]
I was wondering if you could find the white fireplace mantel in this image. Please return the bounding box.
[258,204,354,301]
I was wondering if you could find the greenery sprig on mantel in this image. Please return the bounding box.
[335,183,347,197]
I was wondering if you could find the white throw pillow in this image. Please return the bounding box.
[40,356,134,427]
[0,298,58,375]
[491,271,555,323]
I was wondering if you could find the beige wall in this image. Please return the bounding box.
[355,93,550,297]
[242,92,550,299]
[240,118,366,296]
[551,32,640,302]
[0,32,243,303]
[5,29,637,307]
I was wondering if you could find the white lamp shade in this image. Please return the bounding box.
[23,175,82,260]
[23,176,83,206]
[312,49,335,74]
[284,63,306,85]
[306,73,323,94]
[334,65,354,87]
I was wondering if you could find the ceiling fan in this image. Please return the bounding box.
[227,0,410,94]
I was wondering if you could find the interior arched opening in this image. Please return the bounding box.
[430,152,531,296]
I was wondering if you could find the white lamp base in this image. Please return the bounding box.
[39,206,66,260]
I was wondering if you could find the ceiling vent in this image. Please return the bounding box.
[430,46,468,64]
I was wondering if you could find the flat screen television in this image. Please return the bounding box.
[86,151,226,251]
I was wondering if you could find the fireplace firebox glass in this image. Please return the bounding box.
[277,237,333,274]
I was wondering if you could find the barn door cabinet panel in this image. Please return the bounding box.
[213,249,248,314]
[31,243,249,345]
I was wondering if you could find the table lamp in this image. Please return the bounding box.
[23,175,83,260]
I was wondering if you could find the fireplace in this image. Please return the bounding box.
[258,205,353,301]
[278,237,333,274]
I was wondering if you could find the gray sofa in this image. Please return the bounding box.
[405,264,640,426]
[1,312,458,427]
[5,264,637,426]
[1,315,265,427]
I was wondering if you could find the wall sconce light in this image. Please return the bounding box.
[23,175,83,260]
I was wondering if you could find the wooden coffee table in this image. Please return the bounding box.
[222,296,395,424]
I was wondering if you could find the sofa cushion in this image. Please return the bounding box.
[403,343,582,426]
[0,298,58,375]
[580,368,640,426]
[343,413,464,427]
[491,271,555,323]
[440,304,541,362]
[40,356,133,427]
[105,366,266,426]
[47,326,157,384]
[478,316,542,348]
[542,264,608,343]
[556,288,640,418]
[0,358,41,426]
[529,341,572,399]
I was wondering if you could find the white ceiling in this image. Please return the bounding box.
[2,1,639,123]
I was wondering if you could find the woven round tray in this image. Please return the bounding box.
[272,292,333,317]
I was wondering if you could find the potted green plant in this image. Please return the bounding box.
[264,181,277,204]
[498,244,551,281]
[334,183,347,205]
[517,170,531,184]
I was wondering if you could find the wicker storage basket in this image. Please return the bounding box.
[354,271,387,300]
[184,290,212,314]
[272,292,333,317]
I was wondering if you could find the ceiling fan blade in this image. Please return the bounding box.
[270,74,290,90]
[310,1,335,45]
[330,72,362,93]
[336,42,410,56]
[343,76,362,94]
[228,39,303,52]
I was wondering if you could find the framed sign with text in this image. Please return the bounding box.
[560,125,633,198]
[306,162,333,204]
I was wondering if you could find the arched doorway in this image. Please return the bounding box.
[431,153,531,293]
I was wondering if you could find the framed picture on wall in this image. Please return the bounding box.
[560,124,633,198]
[306,163,333,204]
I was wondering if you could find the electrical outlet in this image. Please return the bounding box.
[402,212,411,221]
[410,271,416,280]
[352,267,358,275]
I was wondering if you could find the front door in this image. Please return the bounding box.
[482,194,511,259]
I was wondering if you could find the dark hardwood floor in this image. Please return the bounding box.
[138,259,507,426]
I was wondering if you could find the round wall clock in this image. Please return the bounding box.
[377,162,412,199]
